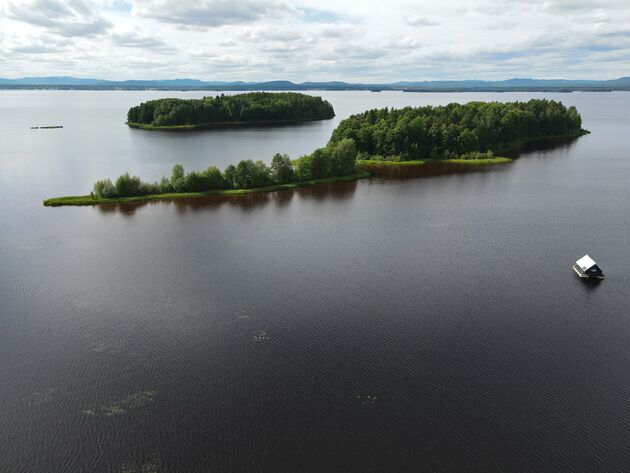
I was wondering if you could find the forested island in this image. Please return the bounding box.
[44,139,367,206]
[44,99,587,206]
[127,92,335,130]
[332,99,586,162]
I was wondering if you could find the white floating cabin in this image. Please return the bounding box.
[573,255,604,279]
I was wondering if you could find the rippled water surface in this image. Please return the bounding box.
[1,91,629,472]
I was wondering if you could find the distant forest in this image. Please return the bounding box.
[127,92,335,127]
[331,99,584,161]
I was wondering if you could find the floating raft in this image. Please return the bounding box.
[573,254,605,279]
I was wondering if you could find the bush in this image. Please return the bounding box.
[93,179,117,198]
[115,173,142,196]
[270,153,296,183]
[202,166,226,190]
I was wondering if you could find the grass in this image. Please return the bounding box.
[357,159,427,167]
[43,171,371,207]
[443,157,512,165]
[127,116,333,131]
[358,157,512,167]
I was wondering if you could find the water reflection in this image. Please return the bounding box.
[362,161,513,180]
[575,277,604,297]
[95,136,581,215]
[518,135,581,154]
[364,135,582,179]
[96,180,358,216]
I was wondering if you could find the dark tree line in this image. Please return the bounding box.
[330,99,584,161]
[92,139,357,198]
[127,92,335,127]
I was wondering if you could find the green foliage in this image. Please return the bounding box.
[331,99,584,160]
[92,179,117,198]
[293,138,358,180]
[89,138,360,199]
[115,173,142,196]
[202,166,226,190]
[270,153,296,183]
[127,92,335,127]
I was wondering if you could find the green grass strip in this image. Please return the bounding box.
[357,157,511,167]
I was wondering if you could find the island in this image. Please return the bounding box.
[126,92,335,130]
[44,99,587,206]
[332,98,587,166]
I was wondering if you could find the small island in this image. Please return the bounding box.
[44,99,588,206]
[332,99,587,165]
[126,92,335,130]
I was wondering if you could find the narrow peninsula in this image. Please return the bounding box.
[126,92,335,130]
[45,99,587,207]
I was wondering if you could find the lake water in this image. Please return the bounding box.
[1,90,629,472]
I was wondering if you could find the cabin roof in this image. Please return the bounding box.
[576,254,597,271]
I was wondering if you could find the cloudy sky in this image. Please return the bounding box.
[1,0,629,81]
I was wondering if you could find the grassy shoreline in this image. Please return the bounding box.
[357,157,512,167]
[127,116,333,131]
[356,130,589,169]
[43,171,370,207]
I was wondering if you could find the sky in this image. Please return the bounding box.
[1,0,629,81]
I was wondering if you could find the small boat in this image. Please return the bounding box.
[573,254,605,279]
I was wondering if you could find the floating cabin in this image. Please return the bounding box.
[573,254,605,280]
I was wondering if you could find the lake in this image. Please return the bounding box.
[0,90,629,472]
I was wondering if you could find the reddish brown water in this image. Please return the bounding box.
[1,91,629,472]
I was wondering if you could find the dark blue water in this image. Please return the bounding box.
[0,91,629,472]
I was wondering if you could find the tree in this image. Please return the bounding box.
[251,160,272,187]
[171,164,185,192]
[270,153,295,183]
[115,173,142,196]
[223,164,237,188]
[328,138,357,176]
[294,155,314,181]
[202,166,226,190]
[93,179,117,198]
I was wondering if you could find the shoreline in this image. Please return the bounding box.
[43,171,370,207]
[43,129,590,207]
[127,116,334,131]
[357,157,512,167]
[355,130,589,169]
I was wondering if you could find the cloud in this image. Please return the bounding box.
[405,15,439,27]
[129,0,295,27]
[300,7,344,23]
[2,0,630,81]
[111,31,176,52]
[9,35,72,54]
[5,0,112,37]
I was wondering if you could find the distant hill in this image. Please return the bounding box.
[1,76,630,91]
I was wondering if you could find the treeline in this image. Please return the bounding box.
[127,92,335,127]
[330,99,584,161]
[92,139,357,198]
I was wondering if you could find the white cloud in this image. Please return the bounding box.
[5,0,112,37]
[405,16,439,27]
[129,0,295,27]
[0,0,629,80]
